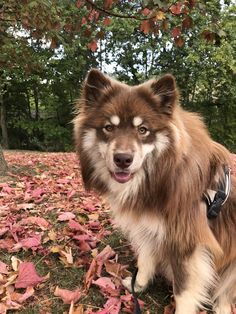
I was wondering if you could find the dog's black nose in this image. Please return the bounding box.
[114,153,133,169]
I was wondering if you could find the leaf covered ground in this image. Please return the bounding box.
[0,151,236,314]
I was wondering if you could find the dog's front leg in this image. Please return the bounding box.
[172,246,216,314]
[122,246,157,293]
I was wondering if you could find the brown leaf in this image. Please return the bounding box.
[182,16,193,29]
[172,27,181,38]
[175,36,185,47]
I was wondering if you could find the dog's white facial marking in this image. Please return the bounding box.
[155,131,170,156]
[142,143,155,156]
[82,129,96,151]
[110,115,120,126]
[133,116,143,127]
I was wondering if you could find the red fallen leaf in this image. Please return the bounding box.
[0,303,6,313]
[96,245,116,264]
[92,277,116,290]
[88,40,98,52]
[54,286,82,304]
[0,260,8,274]
[20,235,42,249]
[78,240,91,252]
[0,227,9,236]
[69,220,87,232]
[73,234,91,241]
[164,304,175,314]
[89,221,101,229]
[4,300,22,311]
[15,262,46,288]
[19,216,49,229]
[0,238,15,250]
[31,188,44,198]
[172,26,181,38]
[2,184,13,194]
[10,287,35,303]
[97,297,121,314]
[67,189,76,199]
[58,212,75,221]
[85,258,97,291]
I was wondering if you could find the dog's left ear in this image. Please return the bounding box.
[83,69,112,106]
[151,74,178,115]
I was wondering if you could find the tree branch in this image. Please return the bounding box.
[83,0,151,20]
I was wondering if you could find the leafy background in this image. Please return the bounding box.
[0,0,235,152]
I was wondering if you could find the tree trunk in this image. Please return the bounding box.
[0,92,9,149]
[33,86,39,120]
[0,144,8,176]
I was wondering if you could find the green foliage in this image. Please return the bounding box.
[0,0,235,152]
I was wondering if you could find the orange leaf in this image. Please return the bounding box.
[140,20,151,34]
[155,10,165,20]
[103,17,112,26]
[88,40,98,52]
[142,8,151,16]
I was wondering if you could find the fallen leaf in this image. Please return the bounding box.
[54,286,82,304]
[11,286,35,303]
[92,277,116,291]
[0,261,8,274]
[58,212,76,221]
[15,262,46,288]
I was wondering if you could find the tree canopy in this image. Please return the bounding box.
[0,0,235,152]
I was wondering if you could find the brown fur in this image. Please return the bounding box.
[74,69,236,313]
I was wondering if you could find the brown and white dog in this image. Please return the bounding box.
[73,69,236,314]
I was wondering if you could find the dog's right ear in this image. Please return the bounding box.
[83,69,111,105]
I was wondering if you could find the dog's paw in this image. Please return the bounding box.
[122,276,146,293]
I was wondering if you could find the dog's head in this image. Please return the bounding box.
[74,69,179,189]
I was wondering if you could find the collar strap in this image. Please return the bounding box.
[204,166,231,219]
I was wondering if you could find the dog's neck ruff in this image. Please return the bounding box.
[204,166,231,220]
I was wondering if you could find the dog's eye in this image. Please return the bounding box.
[138,126,149,135]
[103,124,114,133]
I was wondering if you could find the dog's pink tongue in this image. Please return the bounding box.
[113,172,131,183]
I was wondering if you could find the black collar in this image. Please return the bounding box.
[204,166,231,220]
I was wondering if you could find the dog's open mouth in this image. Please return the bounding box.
[112,171,132,183]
